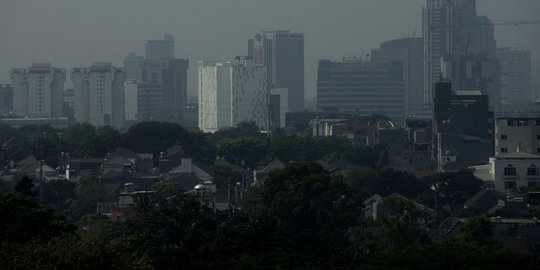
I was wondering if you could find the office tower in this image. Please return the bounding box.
[145,34,174,59]
[123,52,144,80]
[71,63,125,128]
[371,37,424,113]
[494,117,540,156]
[316,59,406,124]
[423,0,495,104]
[440,54,500,108]
[270,88,288,129]
[124,80,138,122]
[497,48,532,106]
[139,58,189,122]
[198,58,268,133]
[0,84,13,115]
[136,82,162,121]
[248,30,304,111]
[10,63,66,118]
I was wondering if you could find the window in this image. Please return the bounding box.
[528,165,540,176]
[528,182,539,188]
[538,148,540,153]
[507,120,514,126]
[504,181,516,189]
[504,165,516,176]
[501,148,508,153]
[500,134,507,140]
[537,134,540,140]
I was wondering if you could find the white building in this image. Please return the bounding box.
[71,63,125,128]
[124,80,138,122]
[10,63,65,118]
[497,48,532,106]
[495,118,540,156]
[473,117,540,193]
[198,59,268,133]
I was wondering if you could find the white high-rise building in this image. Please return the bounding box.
[198,59,268,133]
[497,48,532,106]
[124,79,138,122]
[71,63,125,128]
[10,63,66,118]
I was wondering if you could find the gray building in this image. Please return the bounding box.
[433,81,491,171]
[371,37,424,114]
[123,52,144,81]
[317,59,406,124]
[0,84,13,116]
[140,58,189,123]
[423,0,496,105]
[248,30,304,111]
[145,34,174,59]
[496,48,532,106]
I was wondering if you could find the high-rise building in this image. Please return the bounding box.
[497,48,532,106]
[371,37,424,114]
[123,52,144,80]
[423,0,496,105]
[198,59,268,133]
[248,30,304,111]
[145,34,174,59]
[316,59,406,124]
[10,63,66,118]
[124,80,138,122]
[0,84,13,116]
[136,82,162,121]
[71,63,125,128]
[139,58,189,123]
[440,54,500,108]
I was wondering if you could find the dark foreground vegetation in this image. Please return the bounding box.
[1,163,537,269]
[1,121,539,269]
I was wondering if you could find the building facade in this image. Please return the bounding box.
[316,59,406,124]
[423,0,496,105]
[494,118,540,156]
[10,63,65,118]
[371,37,424,114]
[71,63,125,128]
[198,59,268,133]
[496,48,532,106]
[248,30,304,111]
[139,58,189,123]
[145,34,174,59]
[0,84,13,116]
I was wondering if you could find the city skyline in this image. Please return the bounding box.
[1,0,539,105]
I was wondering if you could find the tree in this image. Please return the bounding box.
[0,193,75,244]
[41,179,76,213]
[216,137,268,168]
[458,216,494,247]
[422,171,483,211]
[69,176,112,221]
[15,175,37,197]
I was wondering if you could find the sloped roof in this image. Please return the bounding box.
[464,189,504,212]
[111,148,138,159]
[262,159,286,172]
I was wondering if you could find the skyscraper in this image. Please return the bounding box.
[198,58,268,133]
[139,58,189,122]
[248,30,304,111]
[10,63,66,118]
[145,34,174,59]
[71,63,125,128]
[497,48,532,106]
[423,0,495,104]
[317,59,406,124]
[371,37,424,114]
[123,52,144,80]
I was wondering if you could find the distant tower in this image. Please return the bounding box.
[497,48,532,106]
[71,63,125,128]
[248,30,304,111]
[145,34,174,59]
[423,0,493,104]
[10,63,66,118]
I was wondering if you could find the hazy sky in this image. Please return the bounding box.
[1,0,539,104]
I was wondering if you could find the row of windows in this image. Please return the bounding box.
[503,164,540,176]
[500,147,540,153]
[500,134,540,140]
[504,181,539,189]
